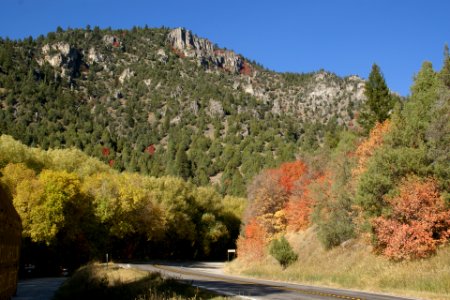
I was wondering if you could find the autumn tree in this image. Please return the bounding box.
[277,160,308,194]
[245,169,287,235]
[373,177,450,260]
[352,120,391,178]
[28,170,83,244]
[282,162,313,232]
[236,218,267,261]
[284,175,314,232]
[82,172,165,259]
[0,163,36,196]
[244,160,312,236]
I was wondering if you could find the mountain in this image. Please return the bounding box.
[0,26,366,195]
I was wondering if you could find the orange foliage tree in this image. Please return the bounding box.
[353,120,391,178]
[373,176,450,260]
[277,160,308,193]
[236,218,267,261]
[245,160,310,235]
[285,172,329,232]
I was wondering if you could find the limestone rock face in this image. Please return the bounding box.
[207,99,225,117]
[167,27,214,58]
[157,48,168,63]
[38,42,84,78]
[119,68,135,84]
[87,47,103,64]
[167,27,246,75]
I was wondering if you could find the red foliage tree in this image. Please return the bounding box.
[373,176,450,260]
[146,144,156,156]
[285,195,312,232]
[102,147,110,157]
[277,161,308,194]
[236,218,267,261]
[285,172,331,232]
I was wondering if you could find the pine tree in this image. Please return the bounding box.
[359,64,395,133]
[174,145,191,180]
[440,44,450,88]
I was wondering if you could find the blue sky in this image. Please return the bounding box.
[1,0,449,96]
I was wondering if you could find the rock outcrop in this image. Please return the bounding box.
[119,68,135,84]
[38,42,85,78]
[167,27,246,74]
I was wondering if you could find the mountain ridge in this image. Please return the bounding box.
[0,26,366,195]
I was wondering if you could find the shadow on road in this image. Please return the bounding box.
[13,277,66,300]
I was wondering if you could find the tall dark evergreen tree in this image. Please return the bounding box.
[440,44,450,88]
[359,64,395,133]
[174,145,191,180]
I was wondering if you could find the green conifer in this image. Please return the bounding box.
[359,64,395,133]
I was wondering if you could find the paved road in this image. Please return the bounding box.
[122,262,419,300]
[12,277,66,300]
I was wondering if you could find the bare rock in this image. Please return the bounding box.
[157,48,168,63]
[190,100,199,116]
[207,99,224,117]
[167,27,246,75]
[87,47,103,64]
[38,42,84,78]
[119,68,135,84]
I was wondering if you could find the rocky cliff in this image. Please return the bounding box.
[167,27,246,74]
[165,27,364,125]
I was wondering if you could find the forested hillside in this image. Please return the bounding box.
[0,26,366,196]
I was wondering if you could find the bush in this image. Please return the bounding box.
[316,208,355,249]
[373,176,450,260]
[269,236,298,269]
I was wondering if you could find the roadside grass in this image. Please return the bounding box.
[53,263,229,300]
[227,226,450,300]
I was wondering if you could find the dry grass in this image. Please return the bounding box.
[88,263,149,286]
[226,227,450,300]
[54,262,229,300]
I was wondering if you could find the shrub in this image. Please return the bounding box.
[373,176,450,260]
[316,208,355,250]
[269,236,298,269]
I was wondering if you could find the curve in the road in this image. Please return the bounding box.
[127,263,418,300]
[154,264,363,300]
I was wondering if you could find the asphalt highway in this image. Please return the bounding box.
[121,262,419,300]
[12,277,66,300]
